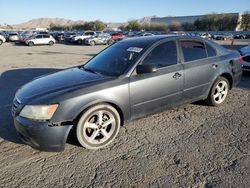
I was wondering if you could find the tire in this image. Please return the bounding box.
[49,41,54,46]
[205,77,230,106]
[107,39,113,45]
[76,104,121,150]
[77,39,82,45]
[0,40,3,45]
[90,41,95,46]
[28,41,34,46]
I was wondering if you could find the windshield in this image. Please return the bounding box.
[84,42,146,77]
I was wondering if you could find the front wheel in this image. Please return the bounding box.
[77,39,82,45]
[28,41,34,46]
[90,41,95,46]
[205,77,229,106]
[76,104,121,150]
[0,39,3,45]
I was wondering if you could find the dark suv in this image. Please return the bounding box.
[13,36,242,151]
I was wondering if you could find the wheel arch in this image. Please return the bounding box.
[73,101,125,127]
[219,72,233,90]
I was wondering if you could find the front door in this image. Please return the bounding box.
[129,40,184,119]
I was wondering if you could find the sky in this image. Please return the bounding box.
[0,0,249,24]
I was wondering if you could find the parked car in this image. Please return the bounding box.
[111,33,125,41]
[7,32,19,42]
[0,34,6,45]
[12,36,242,151]
[239,45,250,72]
[64,32,78,43]
[200,33,212,39]
[85,33,113,46]
[25,34,56,46]
[233,34,246,39]
[53,32,65,42]
[70,31,96,44]
[213,33,233,40]
[139,32,154,37]
[18,31,36,44]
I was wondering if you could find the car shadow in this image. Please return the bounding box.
[239,72,250,90]
[0,68,60,144]
[194,73,250,106]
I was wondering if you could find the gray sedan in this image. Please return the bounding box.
[13,35,242,151]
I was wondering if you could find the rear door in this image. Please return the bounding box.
[179,39,219,101]
[129,40,184,119]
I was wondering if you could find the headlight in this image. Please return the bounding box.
[19,104,59,120]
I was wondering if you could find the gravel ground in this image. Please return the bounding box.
[0,41,249,188]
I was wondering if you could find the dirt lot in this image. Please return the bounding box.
[0,41,249,188]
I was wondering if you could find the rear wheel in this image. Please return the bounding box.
[49,41,54,46]
[0,39,3,45]
[205,77,229,106]
[76,104,121,150]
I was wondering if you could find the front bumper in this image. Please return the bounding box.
[14,116,73,152]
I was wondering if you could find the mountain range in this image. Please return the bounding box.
[6,17,156,29]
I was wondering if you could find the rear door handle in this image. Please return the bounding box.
[173,72,182,79]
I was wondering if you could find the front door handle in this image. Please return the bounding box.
[212,64,218,69]
[173,72,182,79]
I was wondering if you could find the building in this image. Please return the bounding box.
[151,13,239,26]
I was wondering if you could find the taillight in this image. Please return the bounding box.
[239,55,243,65]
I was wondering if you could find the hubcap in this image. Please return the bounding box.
[213,80,228,104]
[83,110,116,145]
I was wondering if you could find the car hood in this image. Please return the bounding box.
[16,67,112,103]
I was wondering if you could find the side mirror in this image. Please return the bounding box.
[136,64,157,74]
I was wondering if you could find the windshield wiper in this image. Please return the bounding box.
[79,66,102,75]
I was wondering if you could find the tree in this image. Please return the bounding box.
[168,21,182,31]
[181,22,196,31]
[240,12,250,31]
[126,20,141,31]
[93,20,106,31]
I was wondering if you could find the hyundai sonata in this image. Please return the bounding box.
[13,36,242,151]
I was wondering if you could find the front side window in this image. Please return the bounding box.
[36,35,42,39]
[43,35,50,38]
[180,40,207,62]
[142,41,177,68]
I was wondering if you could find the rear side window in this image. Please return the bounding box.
[143,41,177,68]
[206,43,217,57]
[180,40,207,62]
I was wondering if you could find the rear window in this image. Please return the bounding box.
[243,55,250,63]
[180,40,207,62]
